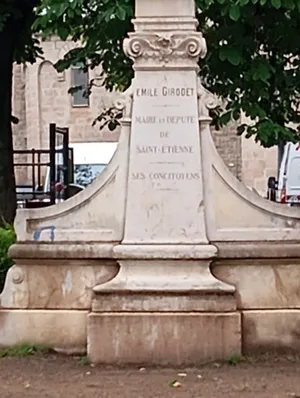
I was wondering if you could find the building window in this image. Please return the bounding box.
[71,63,89,107]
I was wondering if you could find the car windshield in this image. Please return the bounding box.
[74,164,107,187]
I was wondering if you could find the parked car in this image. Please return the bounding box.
[267,142,300,206]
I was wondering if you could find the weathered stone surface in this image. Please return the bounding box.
[0,310,87,354]
[214,242,300,259]
[201,131,300,242]
[0,262,119,309]
[243,310,300,353]
[123,72,206,244]
[93,258,235,299]
[213,261,300,310]
[92,294,236,312]
[88,313,241,365]
[135,0,195,17]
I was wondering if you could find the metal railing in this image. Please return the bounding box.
[14,123,72,208]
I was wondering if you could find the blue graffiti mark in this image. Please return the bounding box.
[33,226,56,242]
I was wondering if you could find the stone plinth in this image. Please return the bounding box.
[0,310,87,354]
[88,313,241,366]
[88,244,240,363]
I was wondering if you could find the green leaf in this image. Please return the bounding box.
[219,111,232,125]
[251,61,271,83]
[56,26,69,41]
[219,47,227,61]
[237,124,247,135]
[271,0,282,9]
[229,6,241,21]
[108,120,117,131]
[282,0,295,9]
[231,52,242,66]
[10,115,19,124]
[233,109,241,121]
[115,5,127,20]
[221,4,230,16]
[219,47,242,65]
[56,3,68,17]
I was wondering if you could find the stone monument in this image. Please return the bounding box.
[87,0,240,364]
[5,0,300,362]
[1,0,243,364]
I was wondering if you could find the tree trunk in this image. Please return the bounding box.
[0,24,16,226]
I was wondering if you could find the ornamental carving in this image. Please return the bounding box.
[123,33,207,65]
[11,266,25,284]
[197,78,219,119]
[114,83,134,120]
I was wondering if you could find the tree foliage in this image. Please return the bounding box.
[197,0,300,147]
[35,0,300,148]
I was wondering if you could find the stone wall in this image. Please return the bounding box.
[241,136,277,197]
[12,36,119,155]
[211,123,242,181]
[12,64,27,185]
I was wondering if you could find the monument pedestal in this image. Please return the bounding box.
[88,244,241,365]
[86,0,242,364]
[88,312,240,366]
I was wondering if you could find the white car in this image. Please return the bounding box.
[267,142,300,206]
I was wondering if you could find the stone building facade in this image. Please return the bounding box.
[12,36,277,196]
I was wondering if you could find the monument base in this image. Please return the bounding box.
[88,246,240,365]
[243,310,300,354]
[87,312,241,365]
[0,309,87,354]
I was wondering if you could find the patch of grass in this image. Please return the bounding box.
[0,224,16,292]
[79,356,90,366]
[0,344,52,358]
[227,355,244,366]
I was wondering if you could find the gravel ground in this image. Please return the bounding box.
[1,354,300,398]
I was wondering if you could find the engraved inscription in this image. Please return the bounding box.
[135,116,195,124]
[136,145,193,154]
[162,87,194,97]
[136,116,157,124]
[160,132,169,138]
[131,83,199,191]
[136,87,195,97]
[132,172,200,181]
